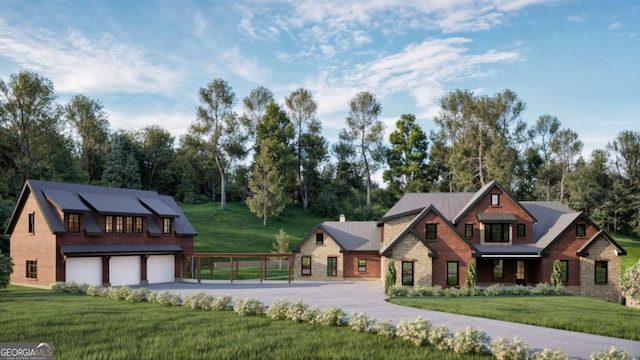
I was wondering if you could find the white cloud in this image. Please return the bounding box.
[220,47,270,83]
[194,11,207,38]
[0,18,181,95]
[109,110,193,139]
[608,22,621,30]
[567,14,588,23]
[239,17,258,39]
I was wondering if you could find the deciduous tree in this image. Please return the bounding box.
[246,143,286,226]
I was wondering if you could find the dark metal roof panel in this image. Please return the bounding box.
[321,221,379,251]
[78,192,152,215]
[138,197,179,217]
[146,216,163,236]
[43,189,90,212]
[84,213,102,236]
[160,195,197,236]
[477,213,517,223]
[380,192,475,222]
[59,244,182,255]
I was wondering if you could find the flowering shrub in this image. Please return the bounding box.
[211,295,233,311]
[532,283,559,295]
[148,291,182,306]
[512,285,529,296]
[300,305,321,323]
[396,316,431,346]
[489,336,529,360]
[233,297,264,316]
[621,260,640,306]
[125,288,151,303]
[370,319,395,337]
[452,327,490,355]
[107,286,132,301]
[51,281,89,294]
[529,348,569,360]
[285,300,309,322]
[313,306,346,326]
[265,299,290,320]
[183,292,214,310]
[484,284,506,296]
[86,285,105,297]
[347,312,373,333]
[589,346,630,360]
[429,325,452,351]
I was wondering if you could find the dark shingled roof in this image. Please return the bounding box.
[59,244,183,256]
[5,180,196,236]
[320,221,380,251]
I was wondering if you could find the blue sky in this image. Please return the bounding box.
[0,0,638,161]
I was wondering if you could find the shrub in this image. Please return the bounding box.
[300,305,321,323]
[125,288,151,303]
[107,286,133,301]
[589,346,630,360]
[183,292,214,310]
[0,253,13,289]
[51,281,89,294]
[385,260,396,296]
[389,286,409,297]
[512,284,529,296]
[233,297,264,316]
[532,283,556,295]
[370,319,395,337]
[550,260,563,287]
[86,285,105,297]
[444,287,462,297]
[464,261,477,289]
[313,306,346,326]
[149,291,182,306]
[347,312,373,333]
[429,325,453,351]
[452,327,490,355]
[484,283,505,296]
[621,259,640,305]
[396,316,431,346]
[211,295,233,311]
[285,300,309,322]
[460,286,481,296]
[489,336,529,360]
[265,299,290,320]
[529,349,569,360]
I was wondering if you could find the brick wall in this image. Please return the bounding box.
[579,236,622,302]
[344,252,381,279]
[294,230,343,281]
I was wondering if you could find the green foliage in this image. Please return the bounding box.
[102,132,141,189]
[385,260,396,295]
[285,300,310,322]
[463,261,477,290]
[530,348,569,360]
[246,143,287,226]
[51,281,89,294]
[265,298,290,320]
[347,312,374,333]
[489,336,529,360]
[452,327,490,355]
[589,346,631,360]
[621,259,640,306]
[396,316,432,346]
[232,297,265,316]
[0,253,13,288]
[550,260,563,287]
[313,306,346,326]
[183,292,214,310]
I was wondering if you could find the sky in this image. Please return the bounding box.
[0,0,638,164]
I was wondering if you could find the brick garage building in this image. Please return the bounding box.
[295,181,627,301]
[6,180,196,287]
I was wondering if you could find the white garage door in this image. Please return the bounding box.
[66,257,102,286]
[147,255,175,284]
[109,256,141,286]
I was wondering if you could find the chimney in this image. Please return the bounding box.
[339,214,346,222]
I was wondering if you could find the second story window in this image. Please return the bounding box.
[134,217,143,234]
[115,216,124,233]
[516,224,526,238]
[465,224,473,237]
[28,213,35,234]
[491,194,500,206]
[163,218,172,234]
[68,213,80,233]
[125,216,133,234]
[105,215,113,233]
[316,233,324,245]
[426,224,437,240]
[576,224,586,238]
[485,223,510,243]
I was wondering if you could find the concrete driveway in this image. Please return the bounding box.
[145,280,640,359]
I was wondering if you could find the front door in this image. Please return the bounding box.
[516,260,526,285]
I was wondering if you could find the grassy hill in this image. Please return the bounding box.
[181,202,330,253]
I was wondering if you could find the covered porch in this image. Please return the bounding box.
[475,255,546,286]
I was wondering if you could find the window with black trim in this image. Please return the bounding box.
[327,257,338,277]
[595,261,607,284]
[316,233,324,245]
[125,216,133,234]
[516,224,526,238]
[493,260,504,279]
[402,261,414,286]
[485,223,510,243]
[491,194,500,206]
[115,216,124,233]
[426,224,437,240]
[465,224,473,238]
[68,213,80,233]
[559,260,569,283]
[105,215,113,233]
[358,259,367,272]
[576,224,586,238]
[301,256,311,275]
[163,218,171,234]
[447,261,459,286]
[28,213,35,234]
[26,260,37,279]
[134,217,143,234]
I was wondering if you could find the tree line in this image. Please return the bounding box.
[0,71,638,239]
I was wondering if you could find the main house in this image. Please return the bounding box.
[294,181,626,301]
[6,180,196,287]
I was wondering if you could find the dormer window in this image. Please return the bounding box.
[125,216,133,234]
[115,216,124,233]
[485,223,510,243]
[105,215,113,233]
[134,217,143,234]
[68,213,80,233]
[163,218,172,234]
[491,194,500,206]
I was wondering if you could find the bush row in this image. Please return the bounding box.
[387,283,567,298]
[51,282,632,359]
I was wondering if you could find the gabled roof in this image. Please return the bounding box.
[380,192,474,223]
[294,221,379,253]
[577,230,627,257]
[452,180,537,224]
[5,180,196,236]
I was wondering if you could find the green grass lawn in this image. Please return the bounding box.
[182,202,328,253]
[0,286,485,360]
[614,233,640,270]
[389,296,640,340]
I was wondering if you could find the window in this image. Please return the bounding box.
[595,261,608,284]
[124,216,133,234]
[115,216,124,233]
[465,224,473,238]
[447,261,459,286]
[358,259,367,273]
[134,217,143,234]
[493,260,504,279]
[26,260,37,279]
[316,233,324,245]
[68,213,80,233]
[516,224,526,238]
[559,260,569,283]
[327,257,338,277]
[491,194,500,206]
[301,256,311,275]
[163,218,171,234]
[576,224,586,238]
[485,223,510,243]
[426,224,437,240]
[105,216,114,233]
[402,261,414,286]
[28,213,35,234]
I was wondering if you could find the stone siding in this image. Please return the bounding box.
[386,234,432,286]
[579,236,622,302]
[382,215,414,249]
[295,230,343,281]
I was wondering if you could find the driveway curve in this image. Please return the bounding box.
[145,280,640,359]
